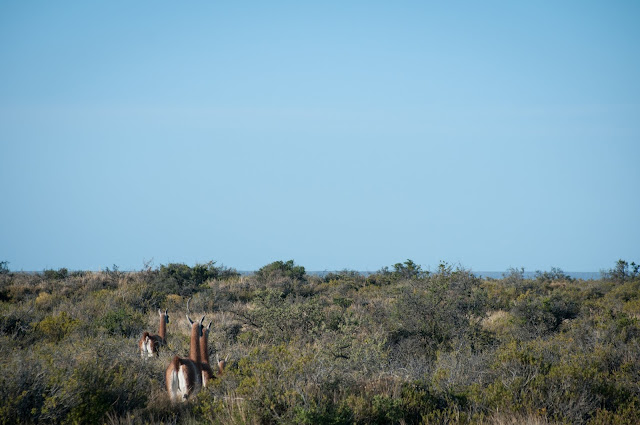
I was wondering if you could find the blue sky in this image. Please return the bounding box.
[1,1,638,272]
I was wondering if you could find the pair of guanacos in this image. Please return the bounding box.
[138,309,227,402]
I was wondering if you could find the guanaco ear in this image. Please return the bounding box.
[200,316,205,325]
[207,321,212,331]
[158,309,162,316]
[187,314,194,325]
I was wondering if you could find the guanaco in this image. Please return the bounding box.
[165,315,204,402]
[139,309,169,358]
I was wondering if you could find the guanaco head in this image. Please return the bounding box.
[216,352,229,375]
[186,314,204,337]
[159,308,169,324]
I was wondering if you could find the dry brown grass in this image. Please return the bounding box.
[481,310,514,335]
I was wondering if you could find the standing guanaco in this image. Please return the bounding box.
[165,315,204,402]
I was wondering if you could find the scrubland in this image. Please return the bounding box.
[0,259,638,425]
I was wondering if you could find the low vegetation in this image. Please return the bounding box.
[0,259,638,424]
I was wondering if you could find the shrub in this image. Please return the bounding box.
[35,291,61,310]
[238,289,324,343]
[63,362,148,424]
[43,268,69,280]
[255,260,306,284]
[602,260,639,283]
[392,263,487,356]
[376,259,428,283]
[156,261,239,298]
[160,261,238,286]
[535,267,575,283]
[511,291,580,338]
[0,261,8,275]
[0,304,38,340]
[35,311,80,341]
[0,352,48,425]
[322,269,364,284]
[589,397,640,425]
[102,307,144,337]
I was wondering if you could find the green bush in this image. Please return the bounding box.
[0,354,47,425]
[238,289,324,343]
[160,261,238,286]
[511,291,579,337]
[392,263,487,356]
[155,261,239,298]
[102,307,144,336]
[43,268,69,280]
[535,267,575,283]
[377,259,428,282]
[35,311,80,341]
[0,304,38,340]
[255,260,306,284]
[602,259,640,283]
[63,362,148,424]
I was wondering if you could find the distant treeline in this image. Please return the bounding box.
[0,258,638,424]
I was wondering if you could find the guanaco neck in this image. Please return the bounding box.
[199,331,210,365]
[189,322,201,364]
[159,314,167,340]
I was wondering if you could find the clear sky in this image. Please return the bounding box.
[1,1,638,273]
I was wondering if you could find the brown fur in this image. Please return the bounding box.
[217,357,226,376]
[199,321,215,386]
[216,353,227,376]
[165,355,200,402]
[189,315,202,364]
